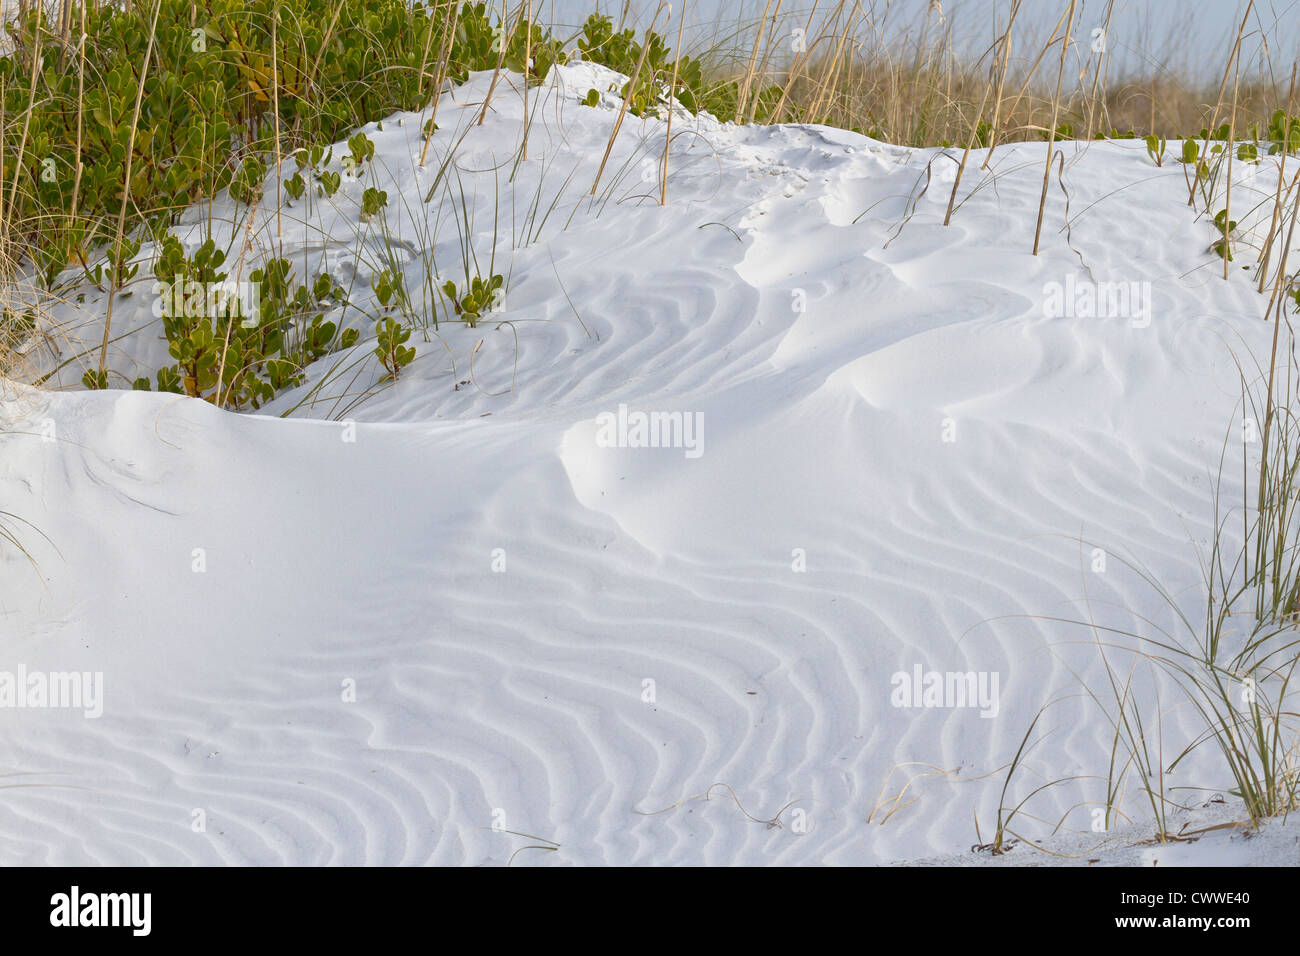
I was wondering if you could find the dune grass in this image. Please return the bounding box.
[984,339,1300,854]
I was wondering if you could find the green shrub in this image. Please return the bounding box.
[230,156,267,207]
[1265,108,1300,155]
[346,131,375,170]
[1212,208,1237,262]
[576,13,733,119]
[441,274,503,328]
[1144,134,1167,166]
[448,1,566,83]
[361,187,388,219]
[137,235,354,408]
[374,316,415,380]
[0,1,479,284]
[371,268,407,313]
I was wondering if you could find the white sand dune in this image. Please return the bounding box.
[1,64,1298,865]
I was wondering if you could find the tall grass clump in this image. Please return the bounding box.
[984,261,1300,846]
[1063,327,1300,835]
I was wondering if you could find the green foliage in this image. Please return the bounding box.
[448,1,566,83]
[441,274,503,328]
[1213,208,1237,262]
[346,131,375,170]
[1199,122,1232,143]
[87,236,143,291]
[284,171,306,201]
[583,88,600,107]
[296,144,332,172]
[2,0,238,280]
[576,13,733,119]
[697,79,783,125]
[230,156,266,206]
[1,306,36,339]
[132,366,184,393]
[1178,139,1212,190]
[361,187,388,219]
[138,234,352,408]
[374,316,415,379]
[0,1,544,284]
[371,267,406,312]
[81,368,109,390]
[318,170,342,197]
[1265,108,1300,155]
[1144,134,1167,167]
